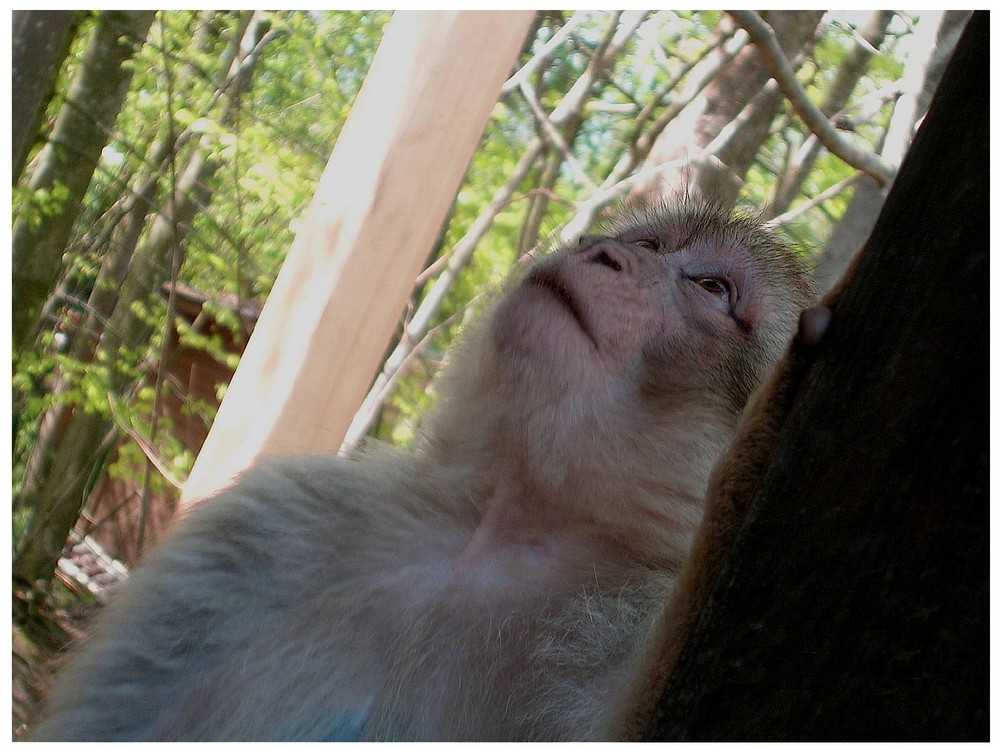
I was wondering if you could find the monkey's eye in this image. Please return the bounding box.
[693,276,732,301]
[633,238,661,252]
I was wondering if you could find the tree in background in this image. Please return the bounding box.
[13,11,155,349]
[12,11,80,183]
[14,10,389,615]
[812,11,971,291]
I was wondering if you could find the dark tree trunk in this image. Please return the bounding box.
[643,11,987,741]
[12,10,156,351]
[12,10,79,183]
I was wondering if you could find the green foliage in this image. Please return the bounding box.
[12,11,390,541]
[178,11,390,302]
[12,182,71,230]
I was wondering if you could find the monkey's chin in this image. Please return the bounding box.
[490,283,606,380]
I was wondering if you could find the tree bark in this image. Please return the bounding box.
[640,11,987,740]
[12,10,156,351]
[12,10,79,183]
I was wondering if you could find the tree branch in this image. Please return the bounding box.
[728,10,896,186]
[501,11,589,95]
[768,172,864,227]
[559,28,749,242]
[519,81,597,191]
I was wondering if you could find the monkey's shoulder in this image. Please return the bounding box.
[185,452,427,539]
[33,454,433,740]
[156,452,464,598]
[38,449,676,741]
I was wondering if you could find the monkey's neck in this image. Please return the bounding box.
[438,396,728,493]
[451,479,643,593]
[423,402,731,573]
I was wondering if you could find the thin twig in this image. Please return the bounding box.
[519,81,597,191]
[340,304,470,454]
[137,14,182,552]
[108,394,185,490]
[728,10,895,185]
[501,11,590,95]
[559,29,749,242]
[768,172,864,227]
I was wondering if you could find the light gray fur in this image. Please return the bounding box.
[36,455,679,740]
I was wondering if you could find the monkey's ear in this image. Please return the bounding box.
[796,306,832,349]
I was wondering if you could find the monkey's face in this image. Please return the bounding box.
[489,222,776,415]
[426,207,812,488]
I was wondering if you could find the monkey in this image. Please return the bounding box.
[33,202,817,741]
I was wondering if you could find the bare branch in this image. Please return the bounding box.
[560,29,749,242]
[550,11,646,125]
[501,11,590,95]
[728,10,895,185]
[633,28,745,154]
[106,394,185,490]
[768,172,864,227]
[519,81,597,191]
[340,304,470,454]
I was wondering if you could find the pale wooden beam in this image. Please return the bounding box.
[182,10,535,502]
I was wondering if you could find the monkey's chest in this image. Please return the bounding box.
[353,561,670,741]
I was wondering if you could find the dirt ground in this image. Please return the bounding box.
[13,626,51,740]
[12,600,98,740]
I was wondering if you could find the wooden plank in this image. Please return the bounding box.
[183,11,535,502]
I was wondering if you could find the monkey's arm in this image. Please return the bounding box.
[34,456,381,741]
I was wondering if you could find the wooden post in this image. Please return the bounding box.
[182,11,534,502]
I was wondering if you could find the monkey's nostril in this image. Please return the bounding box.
[590,249,623,272]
